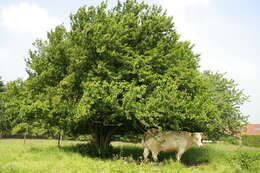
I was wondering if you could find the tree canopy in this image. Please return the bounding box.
[0,0,248,150]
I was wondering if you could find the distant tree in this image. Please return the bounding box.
[0,76,5,137]
[1,79,47,142]
[0,80,23,138]
[200,71,248,138]
[0,77,4,92]
[23,0,248,152]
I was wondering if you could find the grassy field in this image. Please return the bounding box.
[0,139,260,173]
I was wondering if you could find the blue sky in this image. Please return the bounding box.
[0,0,259,123]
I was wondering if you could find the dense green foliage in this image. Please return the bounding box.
[0,139,259,173]
[0,0,248,150]
[242,135,260,147]
[0,79,47,139]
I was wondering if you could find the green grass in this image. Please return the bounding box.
[0,139,260,173]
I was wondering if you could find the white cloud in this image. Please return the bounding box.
[0,47,27,82]
[157,0,210,41]
[156,0,258,79]
[0,2,61,82]
[0,2,60,34]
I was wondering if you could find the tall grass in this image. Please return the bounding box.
[0,139,259,173]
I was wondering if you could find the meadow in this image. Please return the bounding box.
[0,139,260,173]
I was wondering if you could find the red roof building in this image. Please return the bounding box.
[242,124,260,135]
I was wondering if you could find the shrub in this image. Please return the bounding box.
[242,135,260,147]
[113,135,142,143]
[218,135,240,145]
[181,147,210,165]
[230,150,260,172]
[75,135,92,141]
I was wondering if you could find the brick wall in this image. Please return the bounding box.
[242,124,260,135]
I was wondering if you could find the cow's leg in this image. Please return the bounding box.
[143,148,150,162]
[151,151,159,162]
[176,149,185,162]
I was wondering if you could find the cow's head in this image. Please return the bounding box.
[192,132,203,147]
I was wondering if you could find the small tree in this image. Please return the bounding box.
[45,90,72,147]
[0,77,6,137]
[201,71,248,138]
[1,79,48,141]
[0,80,23,138]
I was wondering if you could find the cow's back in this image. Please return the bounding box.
[156,131,192,152]
[143,130,192,152]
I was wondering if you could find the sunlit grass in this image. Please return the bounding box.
[0,139,259,173]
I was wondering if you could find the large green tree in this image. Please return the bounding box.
[24,0,248,151]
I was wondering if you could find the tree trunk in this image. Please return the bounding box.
[58,130,63,148]
[92,132,113,157]
[23,134,26,145]
[90,125,119,157]
[94,134,111,149]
